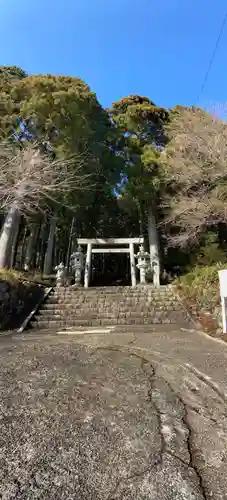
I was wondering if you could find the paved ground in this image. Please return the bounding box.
[0,325,227,499]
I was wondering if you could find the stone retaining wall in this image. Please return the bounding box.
[0,280,45,331]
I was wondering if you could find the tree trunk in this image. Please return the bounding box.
[135,198,144,237]
[9,213,21,268]
[66,217,75,271]
[53,244,58,268]
[148,205,160,287]
[31,224,41,270]
[43,214,58,275]
[0,202,20,269]
[17,226,27,269]
[24,224,40,271]
[36,223,46,271]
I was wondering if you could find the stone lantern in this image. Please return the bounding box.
[70,246,84,286]
[135,244,150,284]
[55,262,66,287]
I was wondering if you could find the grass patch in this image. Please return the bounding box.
[0,268,55,287]
[0,268,24,286]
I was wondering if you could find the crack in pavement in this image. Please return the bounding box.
[105,452,162,500]
[96,345,208,500]
[0,336,224,500]
[142,359,208,500]
[184,363,227,405]
[94,343,223,423]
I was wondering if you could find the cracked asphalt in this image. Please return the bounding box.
[0,325,227,499]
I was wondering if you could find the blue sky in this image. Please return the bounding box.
[0,0,227,110]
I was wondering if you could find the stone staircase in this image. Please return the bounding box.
[29,285,192,331]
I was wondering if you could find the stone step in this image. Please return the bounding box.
[51,288,173,299]
[48,297,174,305]
[50,309,185,318]
[38,305,186,315]
[53,286,154,293]
[50,291,138,296]
[43,300,183,311]
[27,285,190,331]
[40,308,184,317]
[52,287,174,293]
[54,284,172,290]
[36,310,184,321]
[31,316,188,330]
[38,308,185,318]
[33,313,189,326]
[30,319,102,329]
[53,288,174,297]
[48,296,176,303]
[50,292,175,298]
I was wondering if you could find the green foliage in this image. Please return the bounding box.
[180,264,221,288]
[178,263,223,315]
[109,95,169,232]
[1,74,103,150]
[111,95,168,137]
[0,268,24,285]
[0,71,123,240]
[0,72,121,183]
[193,232,226,266]
[0,66,27,80]
[2,67,227,272]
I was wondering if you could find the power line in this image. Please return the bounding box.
[196,10,227,104]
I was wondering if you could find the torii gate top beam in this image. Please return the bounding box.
[77,237,144,246]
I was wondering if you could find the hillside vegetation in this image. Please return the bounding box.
[1,66,227,336]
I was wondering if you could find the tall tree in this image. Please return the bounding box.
[109,95,168,285]
[0,71,122,270]
[0,72,121,190]
[160,105,227,247]
[0,66,27,80]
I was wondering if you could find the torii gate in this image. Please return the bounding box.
[77,237,144,288]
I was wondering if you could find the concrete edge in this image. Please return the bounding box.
[17,287,54,334]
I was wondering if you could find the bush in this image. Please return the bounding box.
[193,232,226,267]
[176,263,227,335]
[178,263,223,311]
[176,262,227,340]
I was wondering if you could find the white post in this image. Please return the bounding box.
[218,270,227,333]
[129,242,136,287]
[221,297,227,334]
[84,243,92,288]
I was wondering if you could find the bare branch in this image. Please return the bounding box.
[160,106,227,245]
[0,141,93,213]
